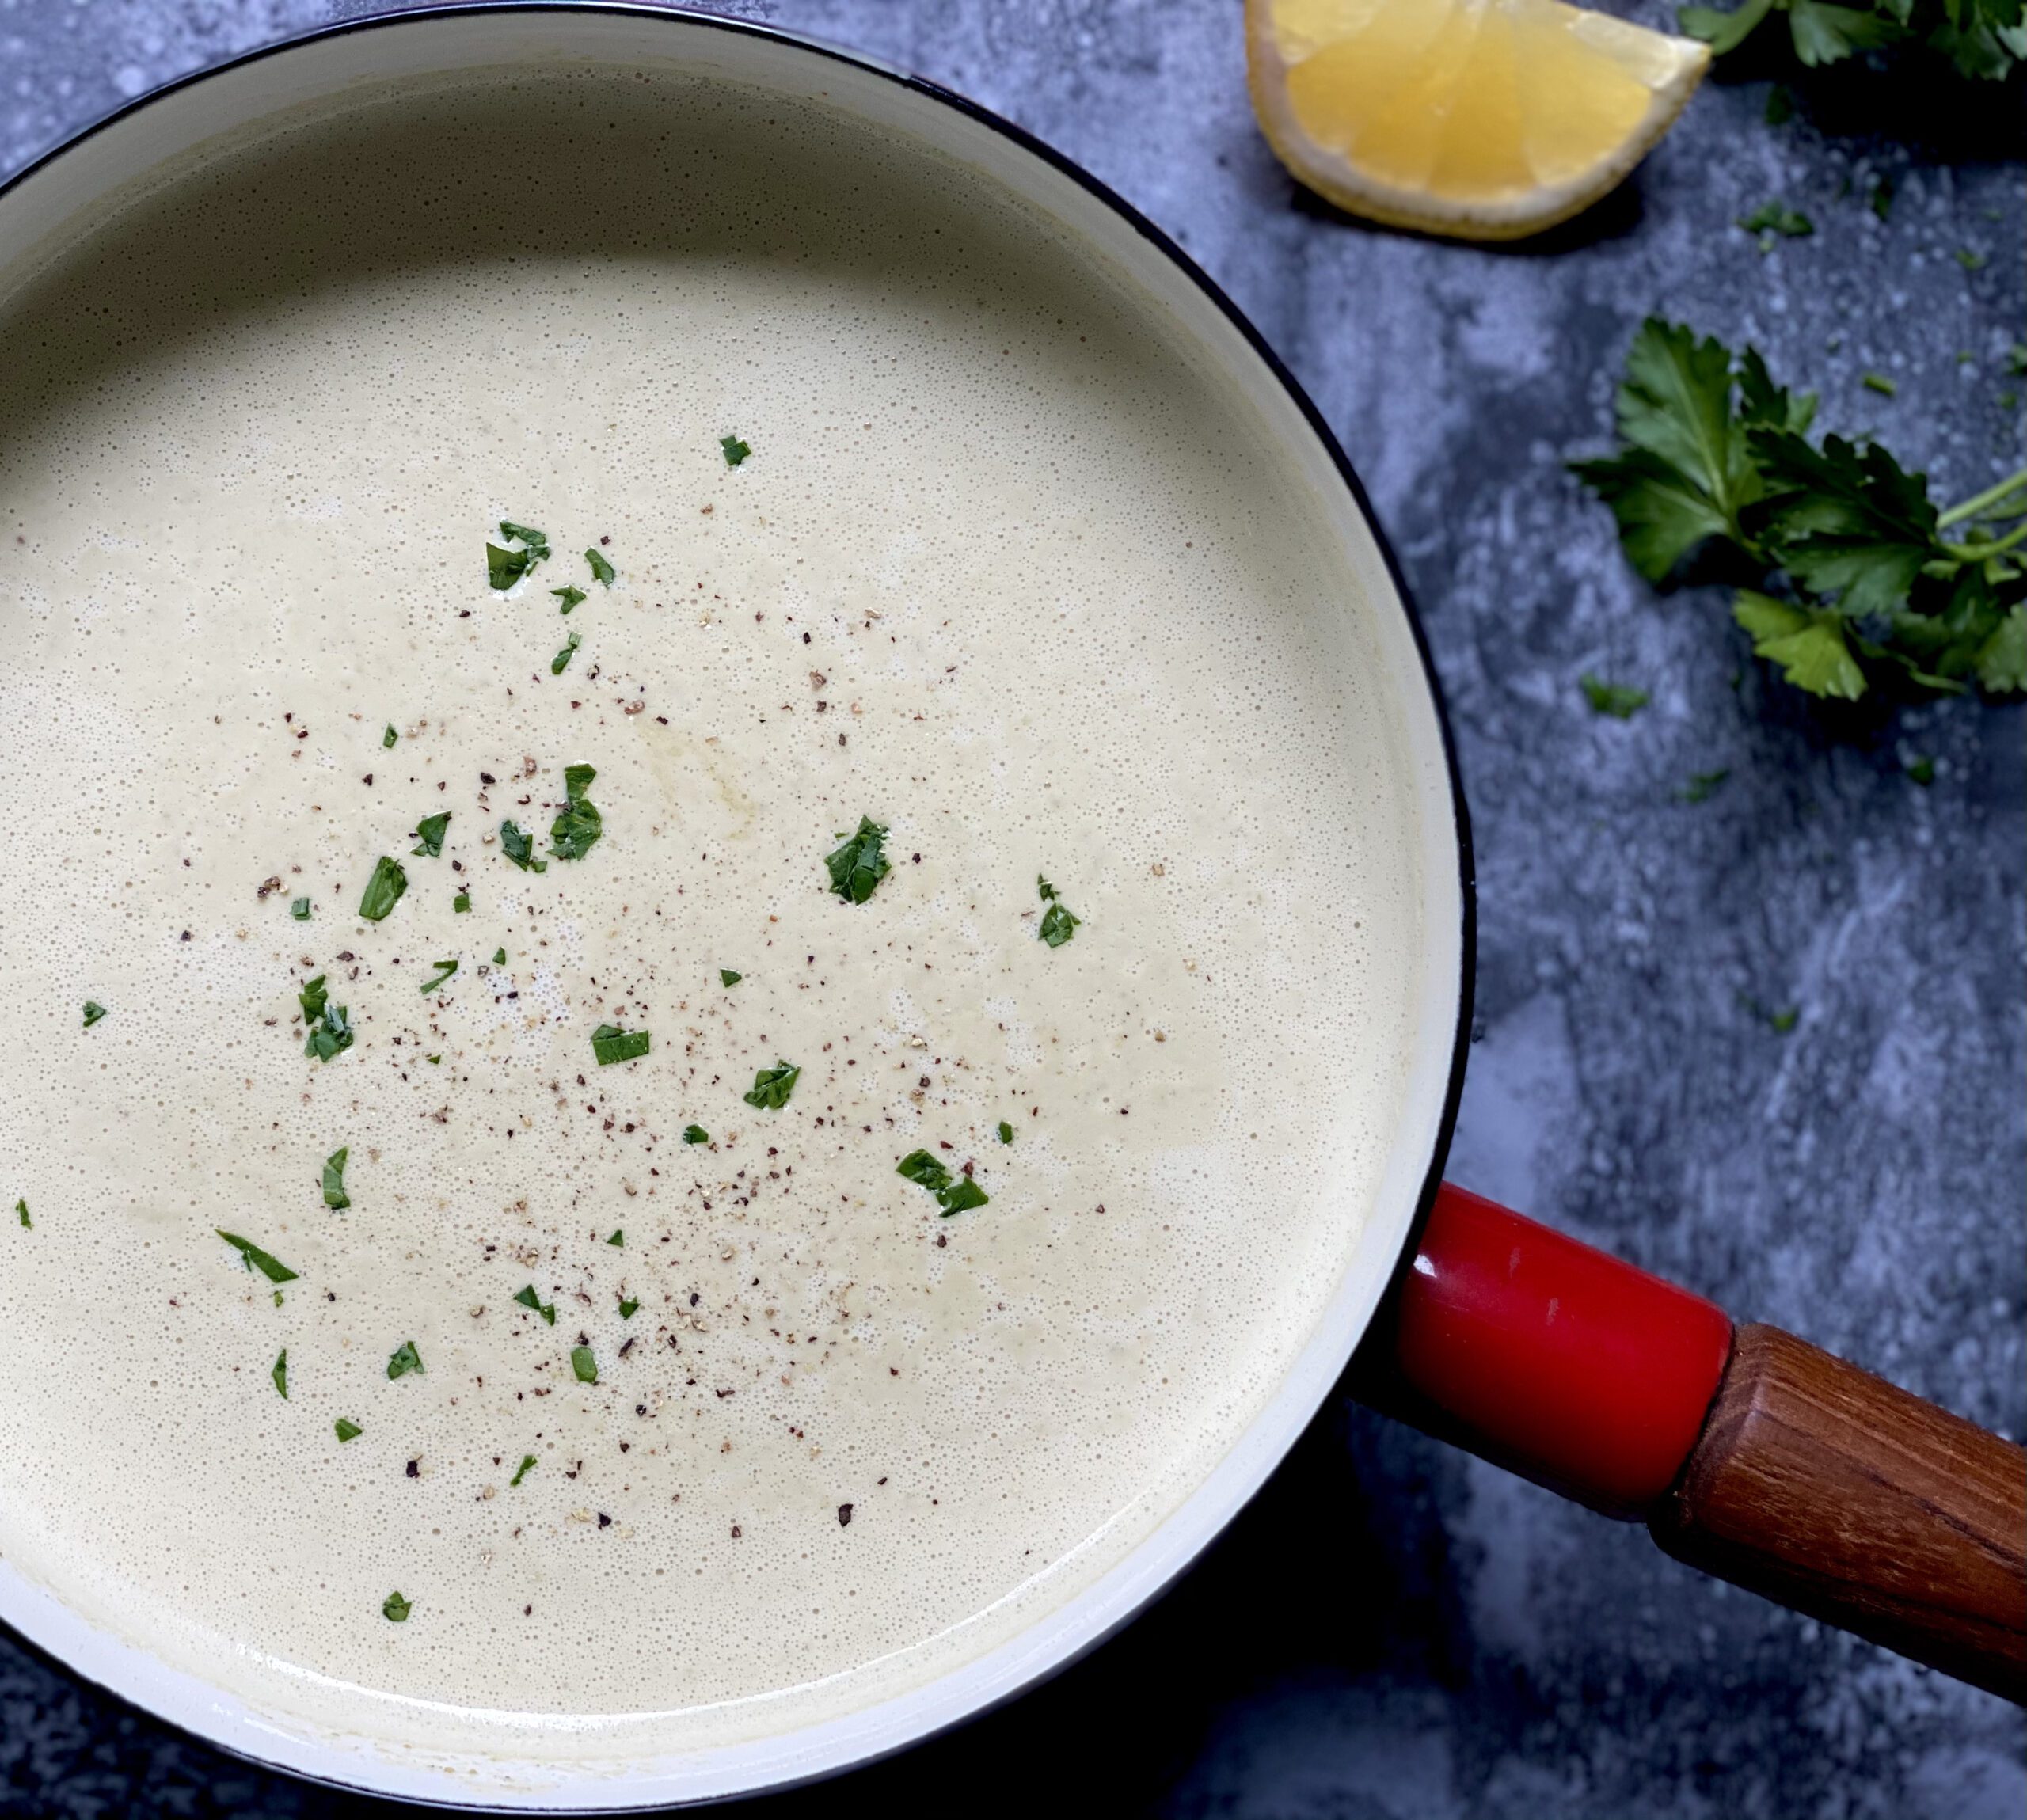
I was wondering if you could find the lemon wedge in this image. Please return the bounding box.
[1247,0,1710,241]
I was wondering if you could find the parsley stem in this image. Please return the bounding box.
[1937,464,2027,529]
[1944,521,2027,562]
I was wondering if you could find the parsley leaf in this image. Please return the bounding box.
[743,1062,800,1109]
[618,1296,640,1319]
[549,764,603,861]
[272,1348,289,1399]
[607,1229,623,1247]
[500,520,550,559]
[510,1453,536,1486]
[15,1199,28,1229]
[82,1001,108,1028]
[998,1120,1014,1144]
[553,585,587,614]
[420,958,458,995]
[1679,768,1732,803]
[720,969,742,987]
[411,811,451,857]
[217,1229,299,1283]
[1680,0,2015,79]
[383,724,398,748]
[322,1146,351,1210]
[1576,319,2027,705]
[591,1024,650,1066]
[454,891,472,914]
[291,896,312,921]
[683,1124,709,1145]
[585,548,616,586]
[1580,674,1650,718]
[551,632,581,674]
[492,948,506,966]
[386,1340,424,1380]
[721,435,751,466]
[825,818,891,902]
[514,1283,557,1325]
[500,819,547,872]
[335,1417,362,1442]
[382,1591,411,1623]
[572,1345,599,1384]
[359,857,408,922]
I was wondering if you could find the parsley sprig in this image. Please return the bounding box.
[1573,319,2026,703]
[1680,0,2025,82]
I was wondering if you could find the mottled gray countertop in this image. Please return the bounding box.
[1,2,2021,1815]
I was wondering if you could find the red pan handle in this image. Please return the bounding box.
[1352,1183,2027,1704]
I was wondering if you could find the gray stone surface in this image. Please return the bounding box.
[1,2,2021,1815]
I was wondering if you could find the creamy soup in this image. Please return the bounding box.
[0,63,1428,1763]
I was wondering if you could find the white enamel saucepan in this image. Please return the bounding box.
[0,6,2017,1809]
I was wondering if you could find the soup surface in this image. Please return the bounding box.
[0,63,1428,1760]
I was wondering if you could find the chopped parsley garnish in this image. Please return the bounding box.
[510,1453,536,1486]
[1770,1005,1801,1033]
[1036,876,1082,947]
[489,520,550,590]
[428,1054,441,1063]
[1580,674,1649,719]
[720,969,742,987]
[359,856,409,921]
[1679,0,2021,82]
[217,1229,299,1283]
[14,1200,27,1229]
[335,1417,362,1442]
[896,1149,991,1216]
[1736,201,1812,240]
[1862,372,1898,397]
[500,819,547,873]
[683,1124,709,1145]
[571,1345,599,1385]
[290,896,311,921]
[618,1296,640,1319]
[591,1024,650,1066]
[420,958,458,995]
[492,948,507,966]
[721,435,751,467]
[1680,769,1731,804]
[488,545,533,591]
[322,1146,351,1210]
[382,1591,412,1623]
[897,1149,953,1193]
[272,1348,289,1399]
[552,585,587,614]
[585,548,616,586]
[514,1284,557,1325]
[998,1120,1014,1144]
[549,763,603,861]
[411,811,451,857]
[607,1229,623,1247]
[743,1062,800,1109]
[386,1340,424,1380]
[82,1001,107,1028]
[299,972,356,1062]
[825,818,891,903]
[1907,754,1937,785]
[454,891,472,913]
[550,632,581,674]
[938,1176,990,1215]
[382,724,397,748]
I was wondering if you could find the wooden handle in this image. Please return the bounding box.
[1650,1324,2027,1702]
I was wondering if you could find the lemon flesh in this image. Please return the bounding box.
[1248,0,1710,241]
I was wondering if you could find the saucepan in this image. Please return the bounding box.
[0,4,2017,1808]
